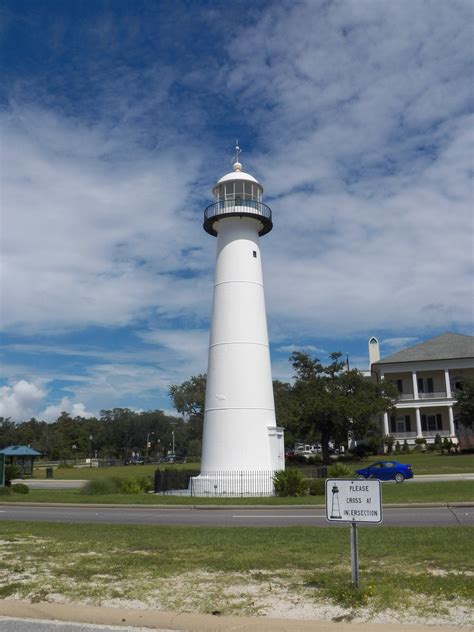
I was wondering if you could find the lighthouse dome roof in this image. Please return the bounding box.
[214,161,262,191]
[216,170,259,185]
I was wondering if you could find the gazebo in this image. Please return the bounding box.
[0,445,42,476]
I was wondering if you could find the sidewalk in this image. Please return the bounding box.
[0,600,469,632]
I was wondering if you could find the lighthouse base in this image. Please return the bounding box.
[188,470,278,497]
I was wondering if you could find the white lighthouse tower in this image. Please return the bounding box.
[191,147,284,496]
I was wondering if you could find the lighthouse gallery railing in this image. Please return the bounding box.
[204,199,272,236]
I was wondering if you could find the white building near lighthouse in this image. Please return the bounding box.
[190,148,284,496]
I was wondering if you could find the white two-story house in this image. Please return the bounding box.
[370,333,474,446]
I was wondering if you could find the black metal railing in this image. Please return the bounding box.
[189,469,278,497]
[203,199,272,236]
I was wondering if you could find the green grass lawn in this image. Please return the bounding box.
[31,452,474,481]
[32,462,200,480]
[2,480,473,504]
[301,452,474,475]
[363,452,474,474]
[0,521,472,617]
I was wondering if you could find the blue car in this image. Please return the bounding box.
[355,460,414,483]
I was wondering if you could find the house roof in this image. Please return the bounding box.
[0,445,42,457]
[376,333,474,365]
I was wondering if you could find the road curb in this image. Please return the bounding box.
[0,599,468,632]
[0,501,473,509]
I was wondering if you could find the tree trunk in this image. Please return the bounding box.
[321,428,331,465]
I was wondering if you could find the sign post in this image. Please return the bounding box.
[350,522,359,589]
[0,454,5,487]
[326,478,382,589]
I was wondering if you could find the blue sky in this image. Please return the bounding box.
[1,0,473,421]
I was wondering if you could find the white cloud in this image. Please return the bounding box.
[41,398,95,422]
[221,1,473,340]
[0,379,96,422]
[382,337,419,350]
[0,380,46,420]
[138,329,209,365]
[1,104,211,334]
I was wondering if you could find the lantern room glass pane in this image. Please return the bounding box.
[225,182,234,199]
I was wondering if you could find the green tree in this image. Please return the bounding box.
[0,418,17,448]
[454,377,474,429]
[169,374,206,444]
[272,379,299,447]
[290,351,397,464]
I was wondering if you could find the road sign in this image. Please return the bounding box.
[325,478,382,524]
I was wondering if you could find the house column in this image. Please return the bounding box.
[444,370,452,398]
[383,412,389,435]
[415,407,423,438]
[448,406,455,436]
[412,371,419,399]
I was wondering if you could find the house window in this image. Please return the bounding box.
[405,415,411,431]
[390,415,396,433]
[417,377,434,394]
[436,414,443,430]
[427,415,437,432]
[396,418,405,433]
[396,379,403,393]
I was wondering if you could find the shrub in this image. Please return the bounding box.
[442,437,454,453]
[384,435,395,454]
[5,464,20,484]
[307,479,325,496]
[119,477,152,494]
[367,437,384,455]
[402,440,410,453]
[273,469,307,497]
[120,478,143,494]
[305,455,323,465]
[351,444,373,458]
[414,438,426,452]
[338,453,360,462]
[0,486,12,496]
[134,476,153,492]
[285,454,307,466]
[394,441,402,453]
[328,462,354,478]
[80,478,122,495]
[11,483,29,494]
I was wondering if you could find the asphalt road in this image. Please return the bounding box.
[0,619,171,632]
[0,503,472,527]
